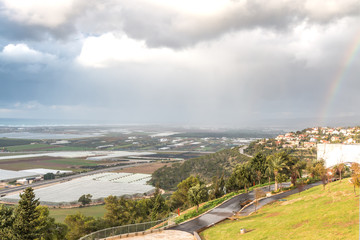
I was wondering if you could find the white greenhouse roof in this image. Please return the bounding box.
[1,172,155,204]
[0,169,39,182]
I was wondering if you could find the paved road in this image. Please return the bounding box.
[169,182,320,233]
[238,182,321,216]
[0,162,149,196]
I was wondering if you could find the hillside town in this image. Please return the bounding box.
[255,127,360,150]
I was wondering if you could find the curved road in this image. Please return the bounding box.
[169,182,321,233]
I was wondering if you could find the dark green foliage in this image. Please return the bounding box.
[12,187,41,240]
[78,194,92,206]
[35,206,68,240]
[0,138,40,147]
[169,176,200,210]
[209,175,225,200]
[103,190,168,227]
[225,163,253,192]
[188,183,208,212]
[225,172,238,192]
[151,147,250,190]
[0,188,66,240]
[150,188,168,220]
[235,163,253,192]
[64,213,98,240]
[0,205,14,240]
[44,172,55,180]
[249,153,267,184]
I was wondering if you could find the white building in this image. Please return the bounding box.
[317,144,360,168]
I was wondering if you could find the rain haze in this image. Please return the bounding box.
[1,0,360,129]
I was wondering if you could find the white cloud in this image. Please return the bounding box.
[1,43,56,63]
[76,33,172,67]
[0,0,74,28]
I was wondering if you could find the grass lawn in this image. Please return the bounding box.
[200,179,359,240]
[49,205,106,223]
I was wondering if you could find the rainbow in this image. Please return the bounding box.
[319,32,360,125]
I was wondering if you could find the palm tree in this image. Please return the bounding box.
[265,162,274,191]
[334,163,345,182]
[267,153,288,191]
[289,158,306,186]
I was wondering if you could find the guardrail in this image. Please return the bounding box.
[79,217,174,240]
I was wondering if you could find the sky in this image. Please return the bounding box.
[0,0,360,128]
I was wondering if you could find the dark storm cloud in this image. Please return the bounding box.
[1,0,360,48]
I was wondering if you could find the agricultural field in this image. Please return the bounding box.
[115,162,178,174]
[200,179,359,240]
[0,138,41,147]
[0,126,280,153]
[0,156,99,171]
[49,205,106,223]
[6,144,59,152]
[1,172,155,205]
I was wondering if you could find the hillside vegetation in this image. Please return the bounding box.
[201,179,359,240]
[150,147,250,190]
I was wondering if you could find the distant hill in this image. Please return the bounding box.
[150,147,251,190]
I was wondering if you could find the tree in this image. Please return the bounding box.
[43,173,55,180]
[0,204,14,240]
[306,161,318,179]
[276,173,288,190]
[235,164,252,192]
[64,213,97,240]
[12,187,41,240]
[104,196,134,226]
[188,183,208,212]
[287,157,306,186]
[314,161,328,190]
[169,176,200,209]
[225,173,239,192]
[333,163,345,182]
[209,175,225,200]
[249,153,267,185]
[0,189,67,240]
[351,163,360,195]
[35,206,68,240]
[265,161,274,191]
[267,153,288,191]
[78,194,92,206]
[254,188,265,213]
[150,187,168,220]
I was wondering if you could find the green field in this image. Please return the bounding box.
[49,205,106,223]
[0,138,41,147]
[6,144,54,151]
[6,144,94,152]
[201,179,359,240]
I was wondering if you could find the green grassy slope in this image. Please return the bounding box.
[201,179,359,240]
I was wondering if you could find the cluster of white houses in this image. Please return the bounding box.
[274,127,360,149]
